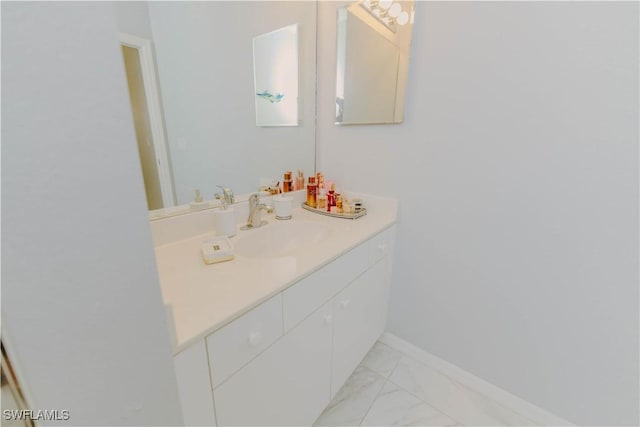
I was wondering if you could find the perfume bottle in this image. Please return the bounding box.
[326,183,336,212]
[316,172,325,196]
[335,193,343,213]
[283,171,293,193]
[295,171,305,191]
[306,176,317,208]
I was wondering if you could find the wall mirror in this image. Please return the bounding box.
[114,1,317,217]
[335,0,415,125]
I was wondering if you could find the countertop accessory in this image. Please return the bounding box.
[283,171,293,193]
[201,236,234,264]
[215,185,235,205]
[214,205,236,237]
[302,202,367,219]
[190,189,209,210]
[306,176,317,208]
[274,195,293,220]
[242,193,271,230]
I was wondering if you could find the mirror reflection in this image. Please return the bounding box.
[253,24,300,127]
[114,1,317,214]
[335,0,414,125]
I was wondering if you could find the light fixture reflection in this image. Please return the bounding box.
[388,3,402,18]
[397,11,409,25]
[360,0,413,33]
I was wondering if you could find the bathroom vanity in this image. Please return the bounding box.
[152,193,397,426]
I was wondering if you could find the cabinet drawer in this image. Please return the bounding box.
[283,243,369,332]
[207,295,283,388]
[368,225,396,267]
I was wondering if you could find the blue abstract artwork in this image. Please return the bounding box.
[256,90,285,104]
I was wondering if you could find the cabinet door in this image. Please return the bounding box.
[331,256,392,397]
[214,301,333,426]
[173,341,216,426]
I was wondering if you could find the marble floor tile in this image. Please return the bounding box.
[313,365,386,427]
[361,382,461,426]
[361,341,403,378]
[389,356,537,426]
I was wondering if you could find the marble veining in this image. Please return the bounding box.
[313,342,538,427]
[389,356,538,426]
[313,366,386,426]
[360,341,403,378]
[361,382,460,426]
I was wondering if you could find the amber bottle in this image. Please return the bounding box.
[283,171,293,193]
[307,176,317,208]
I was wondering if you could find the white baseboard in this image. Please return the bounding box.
[379,332,574,427]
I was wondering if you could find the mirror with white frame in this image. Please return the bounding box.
[335,0,414,125]
[114,1,317,217]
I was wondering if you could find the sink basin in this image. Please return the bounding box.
[234,220,330,258]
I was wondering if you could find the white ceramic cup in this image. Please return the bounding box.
[274,195,293,220]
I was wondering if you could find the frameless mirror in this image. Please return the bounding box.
[114,1,316,217]
[335,0,414,125]
[253,24,300,127]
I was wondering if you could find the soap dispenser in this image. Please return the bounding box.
[190,189,209,210]
[214,198,236,237]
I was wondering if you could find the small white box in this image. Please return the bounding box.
[201,237,234,265]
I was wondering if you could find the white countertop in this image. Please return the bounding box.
[154,194,397,355]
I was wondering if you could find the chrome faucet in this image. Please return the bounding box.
[243,193,271,229]
[215,185,235,206]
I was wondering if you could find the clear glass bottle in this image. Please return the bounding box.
[316,172,325,196]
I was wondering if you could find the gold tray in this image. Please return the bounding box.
[301,203,367,219]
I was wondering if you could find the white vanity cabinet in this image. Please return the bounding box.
[206,295,284,387]
[172,224,396,427]
[331,255,392,397]
[173,341,217,426]
[214,300,334,426]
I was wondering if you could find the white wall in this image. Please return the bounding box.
[317,2,639,425]
[113,1,154,40]
[1,2,183,425]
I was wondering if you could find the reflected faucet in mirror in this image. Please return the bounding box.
[114,1,317,218]
[215,186,235,206]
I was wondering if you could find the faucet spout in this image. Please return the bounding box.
[243,193,270,229]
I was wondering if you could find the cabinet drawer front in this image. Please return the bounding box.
[283,243,369,332]
[214,301,333,426]
[207,295,283,388]
[368,225,396,267]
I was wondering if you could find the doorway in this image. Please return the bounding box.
[119,33,175,210]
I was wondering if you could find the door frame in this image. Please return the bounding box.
[119,32,175,208]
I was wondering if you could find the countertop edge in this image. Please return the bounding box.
[171,218,397,356]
